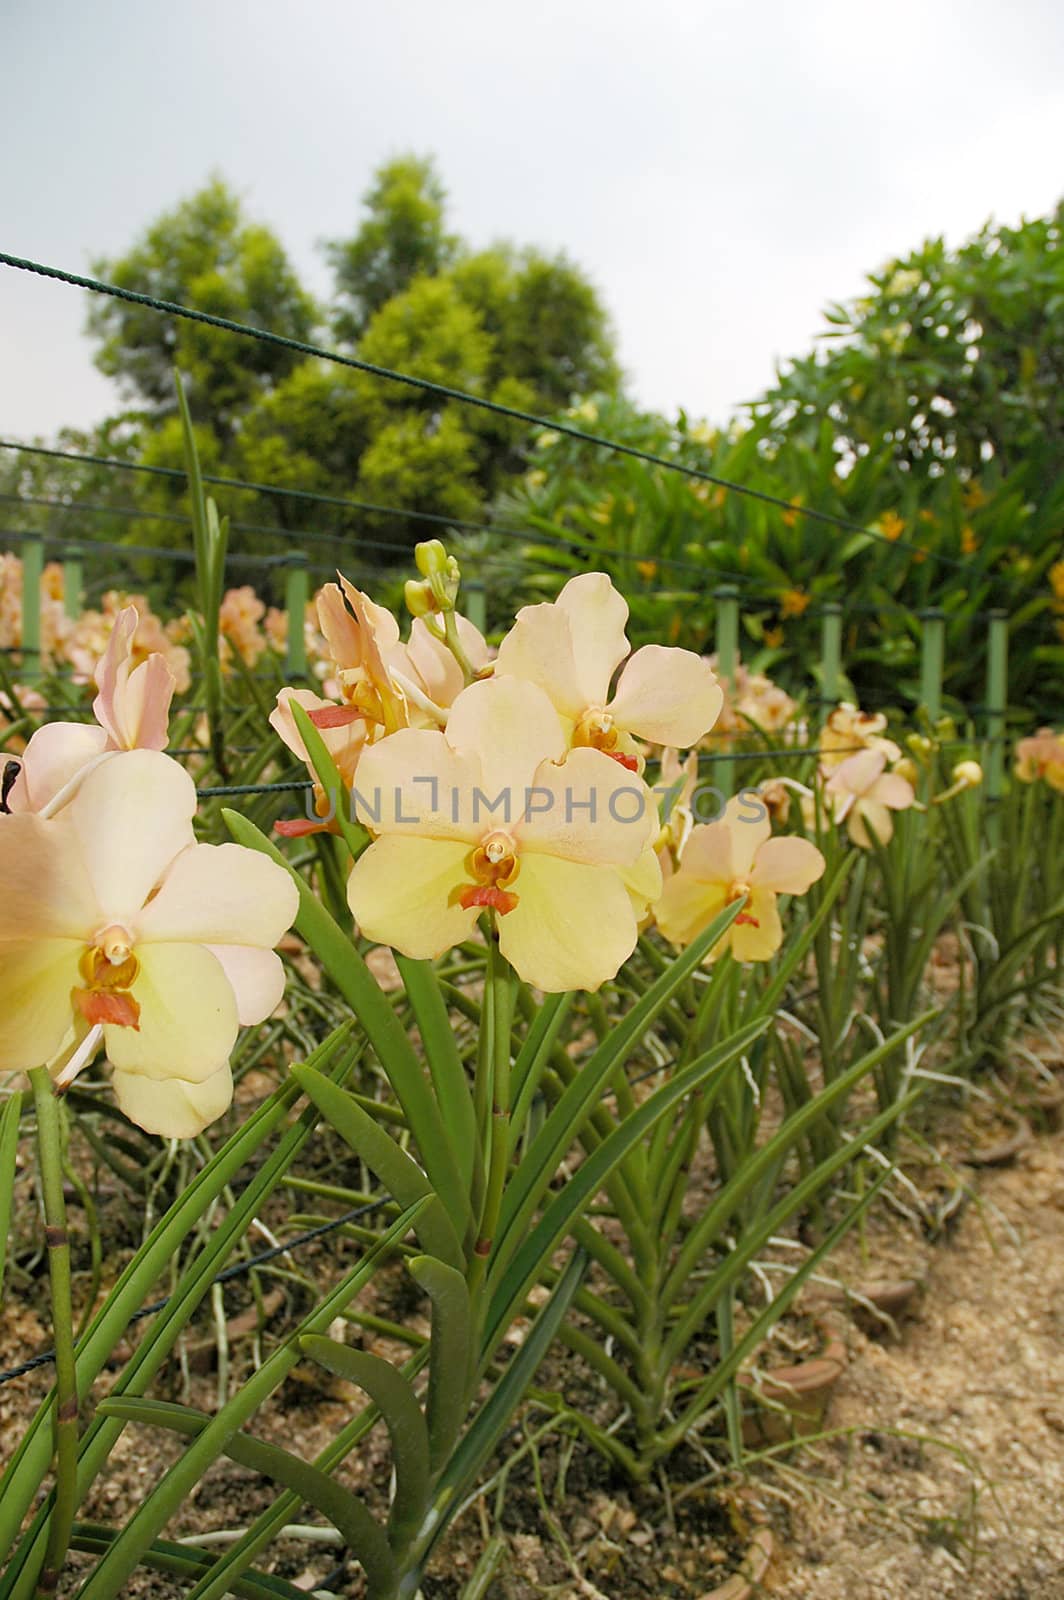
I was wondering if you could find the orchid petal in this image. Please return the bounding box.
[445,676,568,802]
[609,646,724,747]
[871,773,916,810]
[111,1063,234,1139]
[750,836,826,895]
[204,946,287,1026]
[555,573,630,704]
[5,722,109,815]
[105,942,238,1084]
[722,794,772,877]
[729,888,784,963]
[64,751,197,927]
[654,872,729,949]
[674,820,736,886]
[516,747,653,866]
[0,939,83,1071]
[351,727,482,842]
[347,835,478,959]
[0,814,97,940]
[407,615,490,708]
[497,853,638,992]
[493,602,588,722]
[849,800,895,849]
[135,843,298,949]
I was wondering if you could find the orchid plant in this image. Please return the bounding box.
[2,394,1057,1600]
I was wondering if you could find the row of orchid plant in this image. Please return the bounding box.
[1,410,1061,1598]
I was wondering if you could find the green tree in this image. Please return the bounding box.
[755,203,1064,482]
[327,155,458,343]
[87,178,317,442]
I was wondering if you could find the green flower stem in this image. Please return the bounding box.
[468,947,515,1306]
[28,1068,79,1598]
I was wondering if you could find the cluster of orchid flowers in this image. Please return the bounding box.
[268,549,830,984]
[6,544,1025,1145]
[1,608,299,1139]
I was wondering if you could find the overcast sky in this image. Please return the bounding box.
[2,0,1062,442]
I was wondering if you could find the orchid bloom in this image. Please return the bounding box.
[654,795,825,961]
[822,748,916,848]
[0,751,298,1137]
[317,575,423,735]
[494,573,723,770]
[1015,728,1064,793]
[346,675,659,992]
[269,687,371,838]
[406,613,491,708]
[818,703,901,772]
[6,605,176,818]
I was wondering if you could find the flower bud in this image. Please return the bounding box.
[413,541,461,611]
[404,579,434,619]
[906,734,934,761]
[414,540,449,580]
[952,760,983,789]
[892,757,919,785]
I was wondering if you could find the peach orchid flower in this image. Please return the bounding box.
[822,748,916,847]
[6,604,176,817]
[347,675,659,992]
[1014,728,1064,792]
[0,751,298,1137]
[654,795,825,961]
[818,703,901,772]
[494,573,723,769]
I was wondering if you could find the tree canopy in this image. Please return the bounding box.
[80,157,621,566]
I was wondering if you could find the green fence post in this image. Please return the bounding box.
[21,536,44,682]
[919,607,945,722]
[463,577,486,635]
[819,603,842,703]
[63,549,84,621]
[285,553,309,680]
[713,585,740,802]
[985,609,1008,843]
[714,585,739,689]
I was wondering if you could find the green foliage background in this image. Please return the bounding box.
[3,167,1061,714]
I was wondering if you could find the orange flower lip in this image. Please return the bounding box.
[458,884,518,915]
[73,988,141,1029]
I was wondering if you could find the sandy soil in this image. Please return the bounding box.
[765,1121,1064,1600]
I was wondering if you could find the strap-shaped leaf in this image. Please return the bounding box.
[659,1010,933,1316]
[290,1064,464,1270]
[299,1336,430,1547]
[72,1200,427,1600]
[484,1018,769,1361]
[492,899,744,1279]
[70,1522,317,1600]
[509,992,573,1146]
[428,1249,586,1567]
[93,1399,395,1598]
[395,955,476,1190]
[408,1255,472,1471]
[224,809,473,1242]
[288,698,371,861]
[0,1024,359,1575]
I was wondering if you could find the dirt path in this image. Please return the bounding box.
[769,1122,1064,1600]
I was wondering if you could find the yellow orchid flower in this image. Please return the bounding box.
[822,748,916,847]
[0,751,298,1137]
[654,795,825,961]
[347,676,659,992]
[494,572,723,768]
